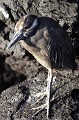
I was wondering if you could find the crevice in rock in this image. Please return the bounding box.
[67,0,78,3]
[0,20,7,31]
[16,85,30,111]
[71,89,79,100]
[0,52,26,94]
[70,89,79,120]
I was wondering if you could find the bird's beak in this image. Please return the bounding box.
[7,30,23,49]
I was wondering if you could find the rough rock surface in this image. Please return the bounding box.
[0,0,79,120]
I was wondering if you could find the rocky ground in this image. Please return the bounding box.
[0,0,79,120]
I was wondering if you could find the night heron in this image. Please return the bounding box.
[7,15,76,118]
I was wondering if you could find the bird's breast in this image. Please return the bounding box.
[20,40,51,70]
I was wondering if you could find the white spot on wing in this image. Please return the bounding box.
[28,19,38,31]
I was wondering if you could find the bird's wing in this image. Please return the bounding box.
[43,27,75,70]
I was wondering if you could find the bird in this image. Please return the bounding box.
[7,14,76,118]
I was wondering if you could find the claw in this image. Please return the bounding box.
[34,91,46,98]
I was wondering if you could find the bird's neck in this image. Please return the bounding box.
[20,40,40,55]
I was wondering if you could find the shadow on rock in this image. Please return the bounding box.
[71,89,79,101]
[70,89,79,120]
[69,1,79,58]
[0,20,7,31]
[0,52,26,94]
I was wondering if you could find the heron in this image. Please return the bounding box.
[7,14,76,118]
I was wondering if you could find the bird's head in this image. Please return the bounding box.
[7,15,38,49]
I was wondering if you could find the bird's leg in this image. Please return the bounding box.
[32,70,52,118]
[47,69,53,118]
[32,70,57,118]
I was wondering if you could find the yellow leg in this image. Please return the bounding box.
[47,69,52,118]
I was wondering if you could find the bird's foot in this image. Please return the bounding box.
[31,91,47,118]
[32,97,54,118]
[32,75,57,119]
[34,91,46,104]
[34,90,46,98]
[31,90,46,106]
[32,103,46,118]
[32,103,46,110]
